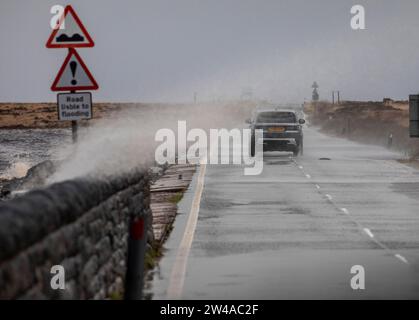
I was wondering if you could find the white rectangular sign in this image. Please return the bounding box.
[57,92,92,121]
[409,95,419,137]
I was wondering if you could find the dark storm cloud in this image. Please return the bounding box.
[1,0,419,102]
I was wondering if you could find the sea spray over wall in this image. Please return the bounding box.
[48,102,256,183]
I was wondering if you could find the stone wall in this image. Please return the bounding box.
[0,169,150,299]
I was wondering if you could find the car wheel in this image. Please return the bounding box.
[250,134,255,157]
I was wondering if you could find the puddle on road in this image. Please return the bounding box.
[200,197,309,222]
[265,159,293,165]
[201,198,288,211]
[281,207,310,215]
[263,154,294,166]
[391,182,419,201]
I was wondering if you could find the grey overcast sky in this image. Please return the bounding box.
[1,0,419,103]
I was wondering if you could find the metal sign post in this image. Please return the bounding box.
[71,120,78,143]
[67,90,79,144]
[71,90,77,144]
[409,95,419,138]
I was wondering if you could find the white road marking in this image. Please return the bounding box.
[295,154,411,269]
[297,149,410,268]
[167,162,207,299]
[341,208,349,214]
[363,228,374,238]
[394,254,409,264]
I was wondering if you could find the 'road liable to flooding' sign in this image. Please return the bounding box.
[57,92,92,121]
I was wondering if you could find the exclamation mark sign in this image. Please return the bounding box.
[70,61,77,85]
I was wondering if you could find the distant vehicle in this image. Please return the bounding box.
[246,109,305,157]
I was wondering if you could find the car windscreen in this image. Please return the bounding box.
[256,112,296,123]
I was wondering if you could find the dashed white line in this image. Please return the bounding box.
[297,162,410,268]
[394,254,409,264]
[363,228,374,238]
[341,208,349,214]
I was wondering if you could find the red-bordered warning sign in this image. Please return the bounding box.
[51,48,99,91]
[46,5,94,48]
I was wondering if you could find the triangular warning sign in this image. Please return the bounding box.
[51,48,99,91]
[46,5,94,48]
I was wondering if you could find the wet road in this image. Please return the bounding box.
[149,127,419,299]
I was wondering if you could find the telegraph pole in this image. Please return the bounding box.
[332,90,341,105]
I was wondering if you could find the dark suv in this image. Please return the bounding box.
[247,109,305,156]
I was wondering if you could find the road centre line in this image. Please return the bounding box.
[293,160,410,267]
[363,228,374,238]
[394,254,409,264]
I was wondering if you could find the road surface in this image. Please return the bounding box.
[148,126,419,299]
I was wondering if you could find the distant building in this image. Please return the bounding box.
[383,98,393,105]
